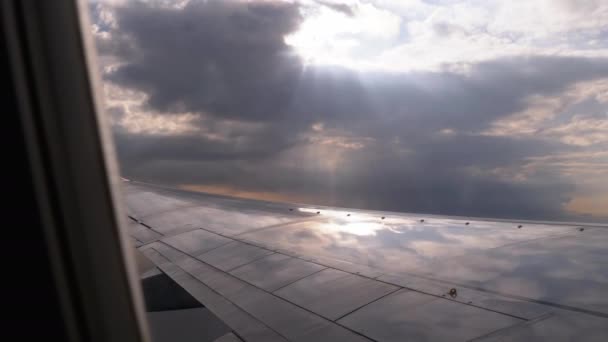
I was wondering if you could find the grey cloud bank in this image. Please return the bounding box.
[91,0,608,222]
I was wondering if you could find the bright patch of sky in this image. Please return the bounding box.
[287,0,608,71]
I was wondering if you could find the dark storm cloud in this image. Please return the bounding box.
[116,132,573,220]
[95,0,608,221]
[112,117,298,163]
[104,0,303,121]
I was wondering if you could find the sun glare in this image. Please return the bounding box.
[285,3,401,70]
[285,7,355,66]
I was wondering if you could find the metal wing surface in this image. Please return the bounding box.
[124,181,608,342]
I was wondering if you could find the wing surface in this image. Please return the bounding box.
[124,181,608,341]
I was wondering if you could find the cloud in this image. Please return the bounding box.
[102,0,303,122]
[286,1,401,67]
[92,0,608,222]
[289,0,608,71]
[315,1,355,16]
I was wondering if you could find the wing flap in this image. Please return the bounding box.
[144,242,371,342]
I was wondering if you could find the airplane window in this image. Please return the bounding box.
[87,1,608,341]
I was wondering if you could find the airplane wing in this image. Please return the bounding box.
[124,181,608,342]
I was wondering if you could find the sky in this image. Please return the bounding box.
[90,0,608,222]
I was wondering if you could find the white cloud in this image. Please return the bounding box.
[546,116,608,146]
[288,0,608,71]
[490,0,608,38]
[483,78,608,142]
[116,108,200,135]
